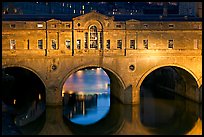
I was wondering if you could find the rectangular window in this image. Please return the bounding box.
[116,24,121,28]
[66,24,70,28]
[52,39,57,49]
[117,40,122,49]
[84,32,88,49]
[130,40,135,49]
[144,24,148,28]
[65,40,71,49]
[168,40,174,49]
[10,40,16,50]
[51,24,56,28]
[143,39,148,49]
[27,39,30,49]
[194,39,198,49]
[169,24,174,28]
[37,23,43,28]
[10,24,16,28]
[77,39,81,49]
[106,40,110,49]
[38,40,43,49]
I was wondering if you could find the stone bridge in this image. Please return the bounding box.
[2,48,202,105]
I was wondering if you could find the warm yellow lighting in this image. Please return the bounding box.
[62,89,65,97]
[14,99,16,104]
[39,94,41,100]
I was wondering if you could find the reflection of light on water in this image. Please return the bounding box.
[96,67,101,75]
[76,70,83,77]
[39,94,41,100]
[14,99,16,104]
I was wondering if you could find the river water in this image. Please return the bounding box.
[11,68,202,135]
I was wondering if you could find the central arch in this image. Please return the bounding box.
[60,65,126,103]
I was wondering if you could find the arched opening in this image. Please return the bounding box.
[60,66,125,134]
[139,66,201,134]
[2,66,46,134]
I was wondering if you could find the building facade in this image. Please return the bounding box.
[2,11,202,105]
[2,10,202,55]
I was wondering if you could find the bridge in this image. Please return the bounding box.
[2,11,202,105]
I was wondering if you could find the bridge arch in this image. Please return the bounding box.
[59,65,126,102]
[2,64,47,89]
[136,64,201,103]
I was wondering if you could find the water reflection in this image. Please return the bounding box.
[63,93,110,125]
[62,68,111,125]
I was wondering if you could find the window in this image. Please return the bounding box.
[194,39,198,49]
[144,24,148,28]
[27,40,30,49]
[84,32,88,49]
[116,24,121,28]
[168,40,174,49]
[99,32,103,49]
[10,40,16,50]
[66,24,70,28]
[130,40,135,49]
[38,40,43,49]
[106,40,110,49]
[117,40,122,49]
[52,39,57,49]
[143,40,148,49]
[51,24,56,28]
[77,39,81,49]
[169,24,174,28]
[65,40,71,49]
[90,26,98,49]
[10,24,16,28]
[37,23,43,28]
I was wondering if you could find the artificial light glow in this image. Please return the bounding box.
[39,94,41,100]
[14,99,16,104]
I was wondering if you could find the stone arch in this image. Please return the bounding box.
[135,64,201,103]
[59,64,126,101]
[84,20,103,31]
[136,64,201,91]
[2,64,47,89]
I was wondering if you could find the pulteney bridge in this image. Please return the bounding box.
[2,11,202,105]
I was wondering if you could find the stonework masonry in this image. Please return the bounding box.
[2,11,202,105]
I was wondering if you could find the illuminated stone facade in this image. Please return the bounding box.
[2,11,202,105]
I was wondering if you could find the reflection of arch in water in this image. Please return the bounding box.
[138,88,201,135]
[63,96,125,135]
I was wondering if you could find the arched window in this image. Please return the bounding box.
[89,26,98,49]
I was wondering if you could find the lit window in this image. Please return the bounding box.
[89,26,98,49]
[144,24,148,28]
[143,39,148,49]
[130,40,135,49]
[77,39,81,49]
[38,40,43,49]
[51,24,56,28]
[168,40,174,49]
[82,5,85,10]
[10,40,16,50]
[66,24,70,28]
[65,40,71,49]
[37,23,43,28]
[52,39,57,49]
[117,40,122,49]
[106,40,110,49]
